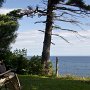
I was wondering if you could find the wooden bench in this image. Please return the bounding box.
[0,70,21,90]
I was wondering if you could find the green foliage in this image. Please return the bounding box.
[41,61,53,76]
[2,49,53,75]
[4,52,53,75]
[28,56,42,75]
[0,15,19,59]
[19,75,90,90]
[66,0,90,10]
[28,56,53,76]
[10,55,29,74]
[7,9,23,19]
[4,49,29,74]
[13,48,27,57]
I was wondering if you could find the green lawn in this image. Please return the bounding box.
[19,75,90,90]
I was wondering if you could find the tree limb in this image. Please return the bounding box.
[35,21,46,24]
[52,34,70,43]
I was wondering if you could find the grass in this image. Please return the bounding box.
[19,75,90,90]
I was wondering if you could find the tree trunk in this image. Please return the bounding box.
[41,0,54,75]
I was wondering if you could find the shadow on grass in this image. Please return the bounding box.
[19,75,90,90]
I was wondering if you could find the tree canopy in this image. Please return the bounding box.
[0,15,19,59]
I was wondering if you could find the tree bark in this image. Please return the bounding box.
[41,0,54,75]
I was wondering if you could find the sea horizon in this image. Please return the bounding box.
[27,56,90,77]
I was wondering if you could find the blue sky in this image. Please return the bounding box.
[1,0,90,56]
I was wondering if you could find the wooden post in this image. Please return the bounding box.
[56,57,59,77]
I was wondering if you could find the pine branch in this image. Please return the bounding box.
[38,30,45,33]
[76,32,87,38]
[38,29,87,44]
[55,6,81,12]
[55,6,89,14]
[72,23,84,30]
[53,25,77,33]
[66,0,90,11]
[52,34,70,43]
[54,11,83,18]
[35,21,46,24]
[38,30,67,45]
[53,25,87,39]
[55,18,79,23]
[38,29,70,43]
[51,42,55,45]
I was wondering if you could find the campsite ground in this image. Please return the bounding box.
[19,75,90,90]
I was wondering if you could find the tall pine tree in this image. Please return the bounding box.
[40,0,90,75]
[8,0,90,75]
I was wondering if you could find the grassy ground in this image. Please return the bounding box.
[19,75,90,90]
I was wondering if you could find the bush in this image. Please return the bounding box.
[3,49,53,76]
[28,56,42,75]
[28,56,53,76]
[4,49,29,74]
[12,55,29,74]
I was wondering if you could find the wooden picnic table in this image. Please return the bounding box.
[0,70,21,90]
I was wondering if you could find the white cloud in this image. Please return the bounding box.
[0,8,19,14]
[11,30,44,55]
[0,8,14,14]
[11,30,90,56]
[52,30,90,37]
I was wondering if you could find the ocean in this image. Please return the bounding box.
[50,56,90,77]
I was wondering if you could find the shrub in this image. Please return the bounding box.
[28,56,53,76]
[4,49,29,74]
[28,56,42,75]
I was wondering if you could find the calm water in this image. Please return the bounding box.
[51,56,90,77]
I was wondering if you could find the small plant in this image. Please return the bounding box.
[28,56,53,76]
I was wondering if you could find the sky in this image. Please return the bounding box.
[1,0,90,56]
